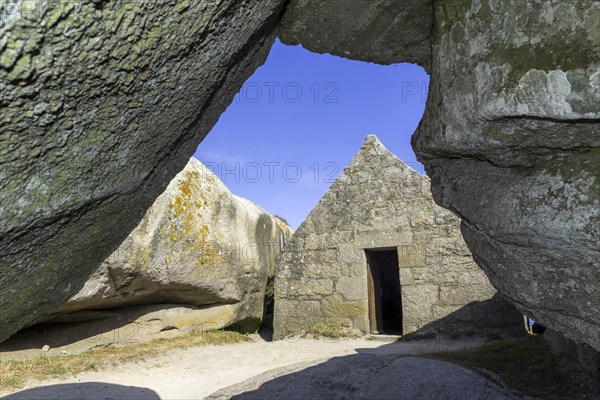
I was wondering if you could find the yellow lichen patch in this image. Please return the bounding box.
[164,169,226,278]
[323,297,366,319]
[275,217,290,232]
[130,245,150,272]
[204,172,216,185]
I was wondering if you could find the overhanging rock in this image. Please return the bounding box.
[0,0,286,342]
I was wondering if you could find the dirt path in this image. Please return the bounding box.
[1,336,523,400]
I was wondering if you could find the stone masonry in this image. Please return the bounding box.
[273,135,522,339]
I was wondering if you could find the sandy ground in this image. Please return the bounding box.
[1,336,523,400]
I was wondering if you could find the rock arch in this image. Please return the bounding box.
[1,0,598,358]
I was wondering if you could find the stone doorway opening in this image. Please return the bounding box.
[366,249,403,335]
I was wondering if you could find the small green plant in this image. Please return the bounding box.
[1,377,24,390]
[85,362,97,371]
[304,322,358,340]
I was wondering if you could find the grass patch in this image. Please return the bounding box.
[425,336,582,398]
[303,323,359,340]
[0,330,250,392]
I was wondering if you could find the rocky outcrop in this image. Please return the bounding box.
[279,0,432,71]
[0,0,286,341]
[412,0,599,352]
[40,157,292,333]
[1,156,291,356]
[1,0,597,358]
[274,136,522,339]
[280,0,600,352]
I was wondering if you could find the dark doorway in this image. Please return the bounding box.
[366,249,402,335]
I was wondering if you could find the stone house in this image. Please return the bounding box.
[273,136,521,339]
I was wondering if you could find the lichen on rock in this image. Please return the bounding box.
[40,158,293,335]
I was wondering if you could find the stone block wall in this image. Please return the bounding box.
[273,136,522,339]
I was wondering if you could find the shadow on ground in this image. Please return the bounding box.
[1,382,160,400]
[208,296,527,400]
[206,350,522,400]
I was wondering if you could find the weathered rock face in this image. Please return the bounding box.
[279,0,433,71]
[1,0,597,358]
[41,157,292,333]
[412,0,600,351]
[273,136,522,339]
[280,0,600,352]
[0,0,286,341]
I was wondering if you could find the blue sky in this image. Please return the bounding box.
[194,38,429,229]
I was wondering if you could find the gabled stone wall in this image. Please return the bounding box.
[273,136,522,339]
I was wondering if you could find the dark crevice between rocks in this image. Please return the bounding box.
[39,299,242,326]
[91,0,108,11]
[259,275,276,342]
[415,144,598,171]
[159,326,178,332]
[0,301,250,355]
[485,115,600,124]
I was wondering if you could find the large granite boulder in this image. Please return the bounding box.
[412,0,599,351]
[0,0,286,341]
[40,157,292,332]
